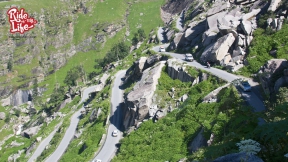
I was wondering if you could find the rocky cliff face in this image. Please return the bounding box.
[0,1,125,101]
[1,88,46,107]
[166,0,287,71]
[166,58,208,85]
[123,61,166,130]
[257,59,288,95]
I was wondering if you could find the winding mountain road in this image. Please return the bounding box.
[92,70,126,162]
[153,45,266,124]
[33,43,266,162]
[28,122,62,162]
[44,85,99,162]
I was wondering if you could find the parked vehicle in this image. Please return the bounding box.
[185,53,194,62]
[159,46,166,52]
[239,80,251,92]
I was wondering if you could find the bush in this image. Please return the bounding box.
[95,42,129,68]
[132,28,146,45]
[64,65,84,86]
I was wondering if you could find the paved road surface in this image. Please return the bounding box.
[45,85,98,162]
[28,122,62,162]
[152,46,266,119]
[92,70,126,162]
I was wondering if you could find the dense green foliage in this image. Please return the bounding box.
[44,86,66,114]
[7,58,13,72]
[132,29,146,45]
[237,24,288,76]
[113,68,258,161]
[60,85,112,162]
[95,42,129,68]
[64,65,84,87]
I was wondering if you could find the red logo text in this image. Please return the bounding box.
[7,7,37,34]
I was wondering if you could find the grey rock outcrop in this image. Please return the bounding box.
[89,108,102,122]
[167,59,196,82]
[170,33,186,49]
[258,59,288,95]
[123,61,166,130]
[202,29,218,47]
[185,20,207,41]
[1,88,46,107]
[21,125,42,139]
[241,20,253,35]
[203,83,230,103]
[207,1,230,17]
[125,55,163,82]
[189,128,207,153]
[213,152,263,162]
[0,112,5,120]
[268,0,282,12]
[201,33,235,63]
[95,73,110,92]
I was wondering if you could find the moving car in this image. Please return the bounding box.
[112,130,118,137]
[159,46,166,52]
[92,159,101,162]
[185,53,194,62]
[240,80,251,92]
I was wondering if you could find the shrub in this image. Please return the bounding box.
[236,139,261,155]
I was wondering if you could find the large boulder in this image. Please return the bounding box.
[201,33,235,63]
[185,20,207,41]
[167,59,196,82]
[189,128,207,153]
[241,9,261,20]
[268,0,282,12]
[169,33,186,50]
[207,1,230,17]
[217,14,240,29]
[207,11,227,31]
[123,61,166,130]
[21,125,42,139]
[232,46,246,57]
[202,29,218,47]
[258,59,288,95]
[240,20,253,35]
[0,112,5,120]
[213,152,263,162]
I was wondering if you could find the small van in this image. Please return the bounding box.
[185,53,194,62]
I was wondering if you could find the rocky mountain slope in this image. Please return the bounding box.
[0,0,125,102]
[162,0,287,72]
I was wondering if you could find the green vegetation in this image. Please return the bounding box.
[60,84,112,161]
[170,20,180,33]
[114,70,257,161]
[127,0,165,41]
[113,66,243,161]
[95,42,130,68]
[132,28,146,45]
[186,66,200,78]
[236,24,288,77]
[64,65,85,87]
[7,58,13,72]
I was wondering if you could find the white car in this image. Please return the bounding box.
[159,46,166,52]
[112,130,118,137]
[92,159,101,162]
[185,53,194,62]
